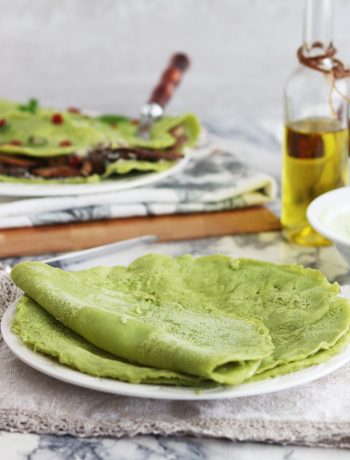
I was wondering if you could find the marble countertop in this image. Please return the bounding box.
[1,119,349,459]
[2,431,350,460]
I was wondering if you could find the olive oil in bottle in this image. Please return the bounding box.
[282,117,349,245]
[282,0,349,246]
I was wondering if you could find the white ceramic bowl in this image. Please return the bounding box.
[307,187,350,263]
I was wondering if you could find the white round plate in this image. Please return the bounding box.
[3,302,350,400]
[0,151,191,197]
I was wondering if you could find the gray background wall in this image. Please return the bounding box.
[1,0,349,120]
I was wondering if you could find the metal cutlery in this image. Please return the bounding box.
[2,235,158,273]
[137,53,190,139]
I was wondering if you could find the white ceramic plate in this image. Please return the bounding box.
[0,150,191,197]
[3,302,350,400]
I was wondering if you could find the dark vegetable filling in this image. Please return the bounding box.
[0,127,187,179]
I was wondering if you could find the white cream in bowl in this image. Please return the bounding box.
[307,187,350,263]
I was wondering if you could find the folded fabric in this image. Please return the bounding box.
[11,254,350,386]
[0,135,277,229]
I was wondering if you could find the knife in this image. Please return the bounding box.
[41,235,158,270]
[137,52,190,139]
[0,235,154,274]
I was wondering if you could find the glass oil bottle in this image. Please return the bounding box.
[281,0,349,246]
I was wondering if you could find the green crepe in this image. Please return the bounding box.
[11,254,350,386]
[0,99,201,183]
[13,296,204,386]
[249,325,350,382]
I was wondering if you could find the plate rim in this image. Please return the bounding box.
[3,301,350,400]
[0,149,191,197]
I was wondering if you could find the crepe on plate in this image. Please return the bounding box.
[10,254,350,387]
[0,99,200,183]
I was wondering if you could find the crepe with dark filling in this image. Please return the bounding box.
[0,99,200,183]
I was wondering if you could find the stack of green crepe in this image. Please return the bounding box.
[10,254,350,386]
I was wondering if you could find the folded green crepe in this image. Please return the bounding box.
[13,296,204,386]
[11,254,350,387]
[0,99,200,183]
[11,258,273,385]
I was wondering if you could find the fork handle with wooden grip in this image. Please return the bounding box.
[148,53,190,107]
[138,53,191,139]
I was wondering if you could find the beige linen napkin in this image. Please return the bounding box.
[1,268,350,448]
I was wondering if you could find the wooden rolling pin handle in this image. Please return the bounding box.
[148,53,190,108]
